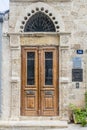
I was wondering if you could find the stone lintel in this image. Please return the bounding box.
[8,32,71,37]
[10,0,71,2]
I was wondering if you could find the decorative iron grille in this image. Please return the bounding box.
[24,12,56,32]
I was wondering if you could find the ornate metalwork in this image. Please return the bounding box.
[27,52,35,85]
[45,52,53,85]
[24,12,56,32]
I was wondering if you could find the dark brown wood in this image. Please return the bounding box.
[21,46,59,116]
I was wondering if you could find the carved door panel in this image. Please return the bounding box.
[21,47,38,116]
[40,48,58,116]
[21,47,58,116]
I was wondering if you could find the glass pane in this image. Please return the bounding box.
[45,52,53,59]
[27,52,35,85]
[27,52,35,59]
[45,52,53,85]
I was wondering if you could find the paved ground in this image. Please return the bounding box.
[68,124,87,130]
[51,124,87,130]
[0,122,87,130]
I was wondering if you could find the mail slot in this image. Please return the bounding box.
[45,91,53,95]
[26,90,35,95]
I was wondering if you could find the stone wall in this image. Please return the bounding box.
[1,14,11,120]
[1,0,87,120]
[0,14,3,118]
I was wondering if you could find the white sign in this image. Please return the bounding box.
[73,57,82,68]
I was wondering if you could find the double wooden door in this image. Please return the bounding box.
[21,47,59,116]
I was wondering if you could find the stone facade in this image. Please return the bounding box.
[0,13,4,117]
[1,0,87,123]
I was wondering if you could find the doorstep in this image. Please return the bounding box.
[0,120,68,128]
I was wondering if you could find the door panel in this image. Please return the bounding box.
[21,47,38,116]
[40,48,58,115]
[21,47,58,116]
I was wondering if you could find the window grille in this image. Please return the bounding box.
[24,12,56,32]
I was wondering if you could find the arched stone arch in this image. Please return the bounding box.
[15,2,65,32]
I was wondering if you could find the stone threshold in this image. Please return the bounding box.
[0,120,68,128]
[20,116,62,120]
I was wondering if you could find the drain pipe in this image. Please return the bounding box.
[0,13,4,117]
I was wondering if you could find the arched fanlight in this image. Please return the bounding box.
[24,12,56,32]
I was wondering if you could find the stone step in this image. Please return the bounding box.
[0,120,68,130]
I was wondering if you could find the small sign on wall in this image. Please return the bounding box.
[76,82,79,88]
[73,57,82,68]
[72,69,83,82]
[77,50,83,54]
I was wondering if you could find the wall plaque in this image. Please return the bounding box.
[73,57,82,68]
[72,69,83,82]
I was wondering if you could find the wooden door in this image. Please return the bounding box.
[21,47,59,116]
